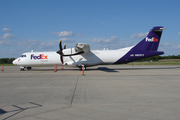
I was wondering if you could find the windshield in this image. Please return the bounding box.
[21,54,26,57]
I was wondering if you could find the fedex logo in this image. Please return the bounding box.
[146,37,158,42]
[31,54,48,60]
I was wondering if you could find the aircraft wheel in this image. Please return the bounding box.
[27,67,32,70]
[20,68,25,71]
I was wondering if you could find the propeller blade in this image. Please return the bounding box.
[64,43,66,49]
[57,40,64,64]
[59,40,63,52]
[60,56,64,64]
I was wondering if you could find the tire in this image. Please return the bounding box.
[20,68,25,71]
[27,67,32,70]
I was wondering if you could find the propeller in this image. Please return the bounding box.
[56,40,64,64]
[64,43,66,49]
[56,40,84,64]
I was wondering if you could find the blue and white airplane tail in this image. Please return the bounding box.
[115,26,165,64]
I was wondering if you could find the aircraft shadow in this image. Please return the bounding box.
[0,108,7,115]
[0,102,42,120]
[96,67,119,72]
[87,66,179,72]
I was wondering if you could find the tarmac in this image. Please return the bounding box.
[0,65,180,120]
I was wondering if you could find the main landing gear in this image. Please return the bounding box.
[27,67,32,70]
[20,66,32,71]
[78,65,86,71]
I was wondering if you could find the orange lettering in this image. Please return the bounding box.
[153,37,158,42]
[41,54,48,59]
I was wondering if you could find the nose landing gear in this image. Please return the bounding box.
[20,66,25,71]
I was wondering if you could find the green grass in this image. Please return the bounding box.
[127,61,180,65]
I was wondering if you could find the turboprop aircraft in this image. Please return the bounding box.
[13,26,166,71]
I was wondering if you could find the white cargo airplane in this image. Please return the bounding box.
[13,26,165,71]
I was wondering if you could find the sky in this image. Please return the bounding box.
[0,0,180,58]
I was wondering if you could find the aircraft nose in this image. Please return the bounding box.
[12,59,17,65]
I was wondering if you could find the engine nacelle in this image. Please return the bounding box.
[62,48,79,56]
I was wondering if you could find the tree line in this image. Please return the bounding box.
[137,55,180,62]
[0,58,15,64]
[0,55,180,64]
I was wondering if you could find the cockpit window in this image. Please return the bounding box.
[21,55,26,57]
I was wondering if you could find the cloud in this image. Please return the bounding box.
[2,28,11,32]
[18,39,57,49]
[158,42,180,54]
[10,49,16,53]
[50,30,74,37]
[39,42,56,49]
[92,36,122,50]
[18,39,40,48]
[131,32,148,39]
[2,33,15,39]
[60,38,75,43]
[178,32,180,35]
[92,36,118,43]
[91,38,136,50]
[164,43,170,46]
[0,40,14,46]
[58,31,74,37]
[0,33,14,46]
[78,33,82,37]
[100,21,104,24]
[157,42,180,55]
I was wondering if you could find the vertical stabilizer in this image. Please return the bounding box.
[114,26,165,64]
[131,26,165,51]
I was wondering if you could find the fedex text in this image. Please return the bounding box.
[31,54,48,60]
[146,37,158,42]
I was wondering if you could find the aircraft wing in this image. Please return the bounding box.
[75,43,90,53]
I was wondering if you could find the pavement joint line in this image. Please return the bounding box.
[70,76,79,107]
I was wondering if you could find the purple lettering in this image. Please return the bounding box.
[31,54,41,60]
[31,54,34,59]
[31,54,48,60]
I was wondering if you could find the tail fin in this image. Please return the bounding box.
[131,26,166,51]
[114,26,165,64]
